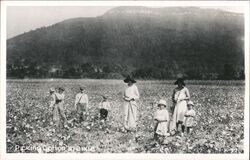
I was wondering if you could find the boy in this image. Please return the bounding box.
[74,86,89,123]
[99,95,110,122]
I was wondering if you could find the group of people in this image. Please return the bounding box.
[152,78,196,140]
[48,76,196,141]
[49,85,110,128]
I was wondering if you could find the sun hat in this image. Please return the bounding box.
[187,101,194,106]
[80,86,86,90]
[174,78,185,86]
[58,87,65,91]
[158,99,167,106]
[124,75,136,83]
[102,95,108,99]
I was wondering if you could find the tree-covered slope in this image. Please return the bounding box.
[7,7,244,79]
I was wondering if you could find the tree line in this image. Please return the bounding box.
[7,63,244,80]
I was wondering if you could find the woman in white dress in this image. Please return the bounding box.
[171,78,190,134]
[122,76,139,132]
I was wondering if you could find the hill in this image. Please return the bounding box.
[7,7,244,79]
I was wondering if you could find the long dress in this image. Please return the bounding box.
[172,87,190,130]
[154,109,169,136]
[122,84,139,130]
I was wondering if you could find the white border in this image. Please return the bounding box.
[244,3,250,160]
[1,1,249,160]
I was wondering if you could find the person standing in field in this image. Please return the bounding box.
[122,76,140,132]
[56,87,67,127]
[99,95,110,123]
[74,86,89,123]
[183,101,196,135]
[153,99,170,141]
[49,87,67,128]
[49,87,57,121]
[49,88,56,106]
[171,78,190,134]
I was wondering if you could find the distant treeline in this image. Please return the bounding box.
[7,63,244,80]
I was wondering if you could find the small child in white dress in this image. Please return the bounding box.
[183,101,196,135]
[154,99,170,140]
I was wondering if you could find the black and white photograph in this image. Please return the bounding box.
[0,1,249,160]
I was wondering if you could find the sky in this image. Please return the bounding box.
[7,6,244,39]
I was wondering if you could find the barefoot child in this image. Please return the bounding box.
[183,101,196,135]
[154,100,170,140]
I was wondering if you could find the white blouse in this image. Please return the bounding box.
[56,93,65,101]
[75,93,88,106]
[99,101,111,110]
[54,93,65,107]
[173,87,190,103]
[154,109,169,121]
[123,84,139,101]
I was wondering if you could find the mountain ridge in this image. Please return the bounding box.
[7,7,244,79]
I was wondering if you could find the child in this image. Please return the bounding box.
[49,88,56,108]
[153,99,170,140]
[99,95,110,123]
[183,101,196,135]
[74,86,89,123]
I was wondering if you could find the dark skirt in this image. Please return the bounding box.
[100,108,108,120]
